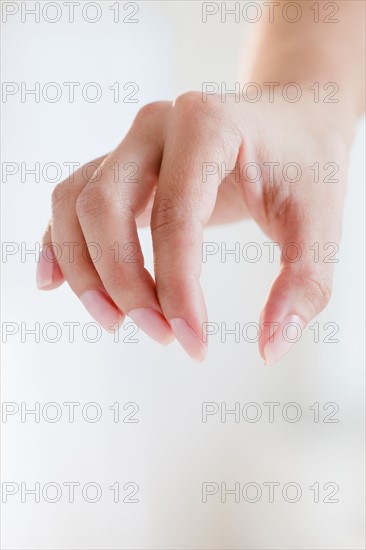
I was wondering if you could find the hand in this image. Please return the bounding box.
[37,91,354,364]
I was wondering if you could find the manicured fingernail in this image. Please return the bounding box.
[36,247,55,289]
[128,308,174,346]
[80,290,123,332]
[170,318,207,362]
[264,315,305,366]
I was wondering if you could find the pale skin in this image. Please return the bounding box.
[37,1,365,364]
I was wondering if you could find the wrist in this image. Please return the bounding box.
[248,83,359,148]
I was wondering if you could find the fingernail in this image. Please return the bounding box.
[170,318,207,362]
[36,247,55,289]
[264,315,305,366]
[80,290,123,333]
[128,308,174,346]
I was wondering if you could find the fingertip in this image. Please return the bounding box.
[80,289,125,333]
[261,314,305,366]
[128,308,175,346]
[36,250,64,290]
[170,318,208,362]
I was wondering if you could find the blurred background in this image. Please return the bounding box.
[1,2,365,548]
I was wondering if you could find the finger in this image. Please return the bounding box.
[37,221,65,290]
[151,93,242,361]
[136,170,250,228]
[76,102,174,345]
[259,192,344,366]
[51,156,125,332]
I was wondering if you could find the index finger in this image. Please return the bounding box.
[151,93,241,360]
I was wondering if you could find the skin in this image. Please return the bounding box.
[38,1,365,364]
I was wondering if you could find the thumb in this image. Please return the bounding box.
[259,206,342,366]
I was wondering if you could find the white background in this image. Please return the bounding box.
[1,1,365,548]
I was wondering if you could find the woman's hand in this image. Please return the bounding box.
[37,91,356,364]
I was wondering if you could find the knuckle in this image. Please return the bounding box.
[134,101,169,125]
[151,198,190,239]
[174,91,212,120]
[76,184,110,220]
[263,179,295,223]
[174,91,202,108]
[51,182,72,215]
[301,270,332,313]
[173,92,238,153]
